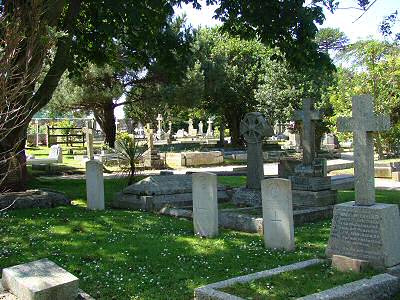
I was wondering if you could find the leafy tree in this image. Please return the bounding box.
[329,40,400,157]
[49,64,124,148]
[315,28,349,53]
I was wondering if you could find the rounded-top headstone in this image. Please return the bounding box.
[240,112,273,144]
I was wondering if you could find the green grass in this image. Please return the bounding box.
[2,176,400,299]
[220,262,377,299]
[218,176,246,188]
[1,177,332,300]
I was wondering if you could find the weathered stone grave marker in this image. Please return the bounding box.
[261,178,295,251]
[232,112,273,206]
[85,120,94,160]
[198,121,204,136]
[192,172,218,237]
[326,95,400,268]
[206,117,214,137]
[289,99,337,208]
[2,259,79,300]
[49,144,63,163]
[86,160,105,210]
[156,114,164,140]
[240,112,273,190]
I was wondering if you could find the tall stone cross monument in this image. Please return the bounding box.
[337,95,389,206]
[240,112,273,190]
[294,98,321,167]
[326,95,400,268]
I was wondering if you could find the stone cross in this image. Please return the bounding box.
[145,123,154,150]
[337,95,390,206]
[206,118,213,137]
[240,112,273,190]
[294,99,321,166]
[168,121,172,134]
[261,178,295,251]
[156,114,163,137]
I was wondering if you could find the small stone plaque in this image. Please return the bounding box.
[290,176,331,191]
[326,202,400,267]
[2,259,79,300]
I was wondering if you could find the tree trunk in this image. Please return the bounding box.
[0,1,82,192]
[228,114,242,146]
[94,101,116,148]
[219,122,225,147]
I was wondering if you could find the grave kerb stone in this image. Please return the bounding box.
[2,258,79,300]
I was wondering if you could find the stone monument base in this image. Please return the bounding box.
[292,189,337,209]
[232,188,262,207]
[290,176,331,191]
[326,201,400,268]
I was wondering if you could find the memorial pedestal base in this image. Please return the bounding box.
[292,189,337,209]
[326,201,400,268]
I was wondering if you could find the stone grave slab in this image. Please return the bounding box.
[326,201,400,267]
[1,259,79,300]
[193,173,218,237]
[113,174,229,211]
[261,178,295,251]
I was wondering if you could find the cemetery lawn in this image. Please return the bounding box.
[220,262,377,299]
[1,177,399,299]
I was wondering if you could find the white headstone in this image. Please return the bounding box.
[1,259,79,300]
[86,160,105,210]
[49,145,63,163]
[192,172,218,238]
[261,178,295,251]
[198,121,204,136]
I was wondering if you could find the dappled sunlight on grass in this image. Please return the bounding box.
[3,177,396,298]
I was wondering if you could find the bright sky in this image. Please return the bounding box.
[175,0,400,42]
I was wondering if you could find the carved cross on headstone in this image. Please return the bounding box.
[271,211,282,223]
[294,99,321,166]
[338,95,390,206]
[145,123,154,150]
[240,112,273,190]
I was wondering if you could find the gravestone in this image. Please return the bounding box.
[156,114,164,140]
[143,124,163,168]
[241,112,273,190]
[192,172,218,237]
[206,118,214,137]
[1,259,79,300]
[188,118,197,136]
[86,160,105,210]
[289,99,337,208]
[261,178,295,251]
[198,121,204,136]
[113,174,229,211]
[85,121,94,160]
[49,145,63,163]
[326,95,400,268]
[232,112,273,206]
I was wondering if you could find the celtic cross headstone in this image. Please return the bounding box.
[240,112,273,190]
